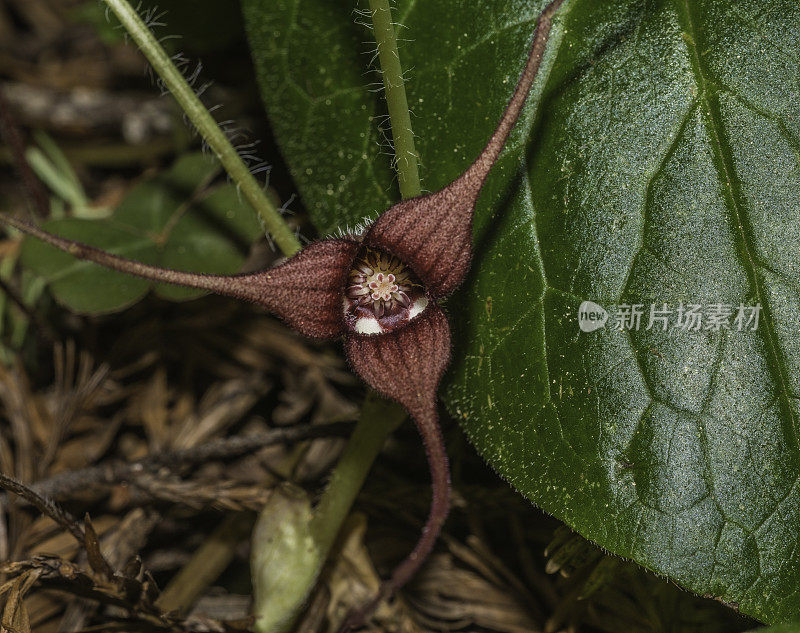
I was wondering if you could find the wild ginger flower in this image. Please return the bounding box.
[0,0,564,625]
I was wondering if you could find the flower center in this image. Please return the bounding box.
[344,248,427,334]
[368,272,398,302]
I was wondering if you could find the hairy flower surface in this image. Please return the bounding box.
[0,0,565,628]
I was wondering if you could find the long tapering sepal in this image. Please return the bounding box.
[0,214,359,339]
[342,305,452,626]
[364,185,475,300]
[364,0,566,301]
[245,239,360,338]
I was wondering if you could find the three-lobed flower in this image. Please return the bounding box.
[0,0,565,626]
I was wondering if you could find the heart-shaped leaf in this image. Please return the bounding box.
[243,0,800,623]
[21,153,263,313]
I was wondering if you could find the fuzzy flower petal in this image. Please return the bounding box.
[344,303,451,597]
[345,303,450,415]
[0,215,358,339]
[363,183,474,300]
[246,239,360,338]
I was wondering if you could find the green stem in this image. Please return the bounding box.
[101,0,301,257]
[307,394,405,553]
[368,0,421,198]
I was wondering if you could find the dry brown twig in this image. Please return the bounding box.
[0,472,84,543]
[26,421,352,502]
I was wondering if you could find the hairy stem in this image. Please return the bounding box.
[368,0,421,198]
[101,0,301,257]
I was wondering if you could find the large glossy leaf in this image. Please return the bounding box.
[243,0,800,623]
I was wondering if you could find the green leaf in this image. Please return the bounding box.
[748,626,800,633]
[20,153,262,313]
[244,0,800,624]
[20,218,155,313]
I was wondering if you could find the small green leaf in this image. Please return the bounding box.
[20,218,154,313]
[197,186,265,244]
[20,153,261,314]
[161,152,221,193]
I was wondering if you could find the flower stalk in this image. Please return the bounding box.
[307,394,405,562]
[368,0,421,198]
[100,0,301,257]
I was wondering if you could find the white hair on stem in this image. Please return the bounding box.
[96,0,305,250]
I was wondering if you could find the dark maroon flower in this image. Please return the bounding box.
[0,0,564,626]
